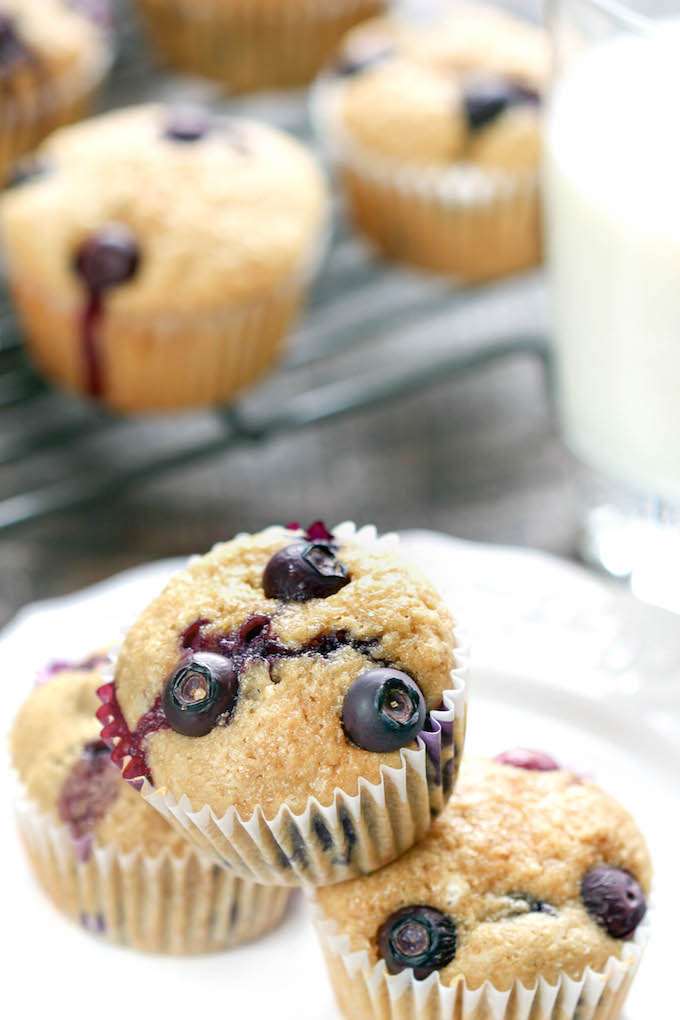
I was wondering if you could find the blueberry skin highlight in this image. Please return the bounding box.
[581,866,646,939]
[342,668,426,753]
[162,652,238,738]
[377,905,457,979]
[263,542,350,601]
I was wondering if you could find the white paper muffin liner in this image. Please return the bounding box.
[98,521,470,886]
[311,902,651,1020]
[137,0,387,92]
[15,790,292,954]
[0,5,113,184]
[311,74,541,282]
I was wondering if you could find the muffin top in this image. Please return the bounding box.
[103,523,458,820]
[325,4,548,172]
[0,1,108,81]
[10,660,191,858]
[0,104,328,312]
[315,756,652,990]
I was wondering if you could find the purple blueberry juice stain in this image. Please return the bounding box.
[100,615,383,784]
[35,652,108,687]
[494,748,561,771]
[286,520,335,543]
[72,225,140,398]
[80,911,107,934]
[97,682,170,782]
[57,740,119,859]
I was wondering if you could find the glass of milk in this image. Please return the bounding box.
[544,0,680,612]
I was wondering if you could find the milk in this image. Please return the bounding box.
[544,23,680,503]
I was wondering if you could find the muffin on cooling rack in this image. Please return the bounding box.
[314,3,548,281]
[0,0,111,185]
[10,659,292,953]
[136,0,387,92]
[0,103,328,412]
[98,521,468,886]
[313,754,651,1020]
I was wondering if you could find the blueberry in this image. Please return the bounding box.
[581,866,646,939]
[463,76,540,131]
[377,905,457,979]
[342,668,425,753]
[164,105,212,143]
[263,542,349,601]
[0,15,26,66]
[73,225,140,293]
[162,652,238,737]
[494,748,561,771]
[333,44,394,77]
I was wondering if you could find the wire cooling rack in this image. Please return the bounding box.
[0,2,550,534]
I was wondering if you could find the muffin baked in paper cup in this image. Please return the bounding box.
[99,522,470,886]
[310,905,650,1020]
[312,75,541,283]
[137,0,386,92]
[7,263,314,413]
[0,2,113,185]
[15,789,292,954]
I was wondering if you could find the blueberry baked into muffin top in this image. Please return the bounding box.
[99,523,463,821]
[314,755,651,991]
[11,662,192,860]
[326,3,548,174]
[0,103,328,404]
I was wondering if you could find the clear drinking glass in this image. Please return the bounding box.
[544,0,680,612]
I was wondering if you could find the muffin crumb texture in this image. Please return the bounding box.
[315,757,652,990]
[113,525,457,819]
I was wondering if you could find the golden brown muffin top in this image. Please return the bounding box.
[10,663,191,857]
[325,4,547,172]
[315,756,652,990]
[1,104,328,312]
[108,523,458,820]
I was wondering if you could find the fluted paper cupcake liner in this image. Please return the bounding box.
[6,214,328,412]
[15,791,292,954]
[311,903,650,1020]
[312,76,541,283]
[137,0,386,92]
[0,7,112,185]
[99,522,469,886]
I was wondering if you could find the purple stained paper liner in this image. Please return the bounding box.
[14,788,292,954]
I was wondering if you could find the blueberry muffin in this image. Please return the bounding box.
[0,103,328,412]
[136,0,387,93]
[313,755,651,1020]
[98,522,468,885]
[315,3,548,281]
[0,0,111,185]
[10,660,292,952]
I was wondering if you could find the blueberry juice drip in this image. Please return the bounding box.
[182,615,382,674]
[73,226,140,399]
[57,740,119,859]
[81,289,104,397]
[97,682,170,783]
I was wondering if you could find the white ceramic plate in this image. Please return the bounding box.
[2,532,677,1019]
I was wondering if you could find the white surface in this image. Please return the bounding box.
[2,531,678,1019]
[545,22,680,501]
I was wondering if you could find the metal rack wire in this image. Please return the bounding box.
[0,4,550,535]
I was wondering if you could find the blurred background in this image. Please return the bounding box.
[0,0,589,626]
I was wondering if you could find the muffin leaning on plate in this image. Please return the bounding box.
[136,0,387,92]
[10,659,292,953]
[0,103,328,412]
[314,3,548,281]
[97,521,469,886]
[312,754,651,1020]
[0,0,112,185]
